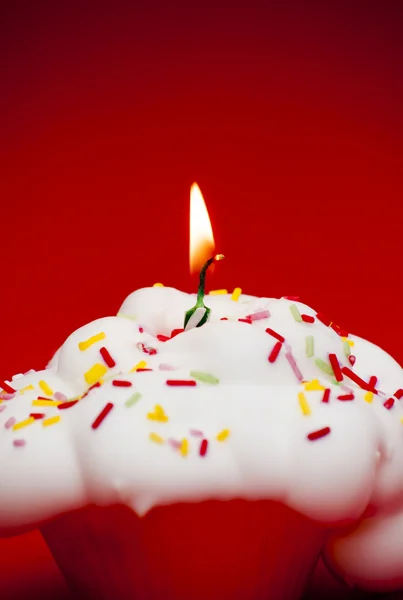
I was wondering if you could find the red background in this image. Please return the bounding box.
[0,1,402,598]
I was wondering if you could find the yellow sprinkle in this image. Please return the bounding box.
[84,363,108,385]
[39,380,54,396]
[12,416,35,431]
[208,289,228,295]
[32,399,61,407]
[298,392,311,416]
[400,417,403,424]
[147,404,168,422]
[341,336,355,347]
[0,400,3,404]
[304,379,325,391]
[43,415,61,427]
[364,391,374,403]
[231,287,242,301]
[20,384,35,394]
[216,428,230,442]
[149,432,164,444]
[153,283,164,287]
[129,360,147,373]
[78,332,106,351]
[180,438,189,457]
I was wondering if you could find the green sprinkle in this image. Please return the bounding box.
[289,304,302,322]
[315,358,334,375]
[125,392,142,407]
[343,341,351,357]
[305,335,314,358]
[189,371,220,384]
[330,378,341,386]
[117,312,137,320]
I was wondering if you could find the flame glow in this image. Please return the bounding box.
[189,182,215,274]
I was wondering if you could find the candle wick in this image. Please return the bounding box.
[184,254,225,329]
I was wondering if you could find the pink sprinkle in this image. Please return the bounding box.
[0,405,6,413]
[285,352,304,382]
[54,391,67,401]
[158,363,177,371]
[0,393,15,400]
[247,310,271,322]
[384,398,395,410]
[5,417,16,429]
[13,439,26,447]
[322,389,331,403]
[112,380,132,387]
[190,429,204,437]
[168,438,181,449]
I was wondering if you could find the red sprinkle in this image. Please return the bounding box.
[341,367,374,392]
[57,400,79,410]
[368,376,378,388]
[268,341,282,363]
[170,328,184,338]
[157,334,170,342]
[138,327,144,333]
[92,402,114,429]
[166,380,197,387]
[283,295,300,301]
[199,439,208,457]
[238,317,252,324]
[112,380,132,387]
[307,427,331,441]
[384,398,395,410]
[36,396,54,401]
[136,368,153,372]
[0,380,16,394]
[348,355,356,366]
[316,312,332,326]
[329,353,343,382]
[301,314,315,323]
[322,389,331,403]
[337,393,355,401]
[330,323,349,337]
[100,347,116,368]
[265,328,285,343]
[394,389,403,400]
[220,317,229,321]
[30,413,45,420]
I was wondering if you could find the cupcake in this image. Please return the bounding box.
[1,286,402,599]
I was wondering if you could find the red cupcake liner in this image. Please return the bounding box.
[41,499,327,600]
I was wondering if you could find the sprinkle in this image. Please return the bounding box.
[305,336,314,358]
[57,400,79,410]
[190,429,204,437]
[117,312,137,320]
[301,314,315,323]
[315,358,334,376]
[216,429,230,442]
[79,332,106,351]
[0,393,15,400]
[394,389,403,400]
[32,399,61,407]
[247,309,271,321]
[153,283,164,287]
[283,295,300,301]
[298,392,311,416]
[129,360,147,373]
[0,381,15,394]
[348,355,356,366]
[322,388,331,403]
[329,354,343,382]
[158,363,176,371]
[307,427,331,441]
[20,384,35,394]
[199,439,208,456]
[12,417,35,431]
[341,367,374,392]
[265,328,285,343]
[99,347,116,368]
[38,380,54,396]
[125,392,142,408]
[180,439,189,456]
[43,415,61,427]
[91,403,114,430]
[30,413,45,419]
[364,391,374,403]
[316,312,332,326]
[304,379,325,391]
[331,323,349,337]
[5,417,16,429]
[285,352,304,382]
[342,337,355,347]
[138,327,144,333]
[149,432,164,443]
[220,317,228,320]
[136,342,158,355]
[166,379,197,387]
[147,405,168,422]
[157,334,170,342]
[343,341,351,357]
[112,380,132,387]
[0,405,6,413]
[168,438,182,449]
[13,439,26,447]
[54,391,68,401]
[189,371,219,384]
[84,363,108,385]
[170,328,184,338]
[231,287,242,301]
[209,289,228,295]
[136,368,153,372]
[289,304,302,322]
[268,341,282,363]
[338,393,355,401]
[368,376,378,388]
[238,317,252,324]
[384,398,395,410]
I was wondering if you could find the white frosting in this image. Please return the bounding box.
[0,287,402,591]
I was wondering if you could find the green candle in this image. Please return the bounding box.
[184,254,225,329]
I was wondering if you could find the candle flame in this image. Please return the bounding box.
[189,182,215,274]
